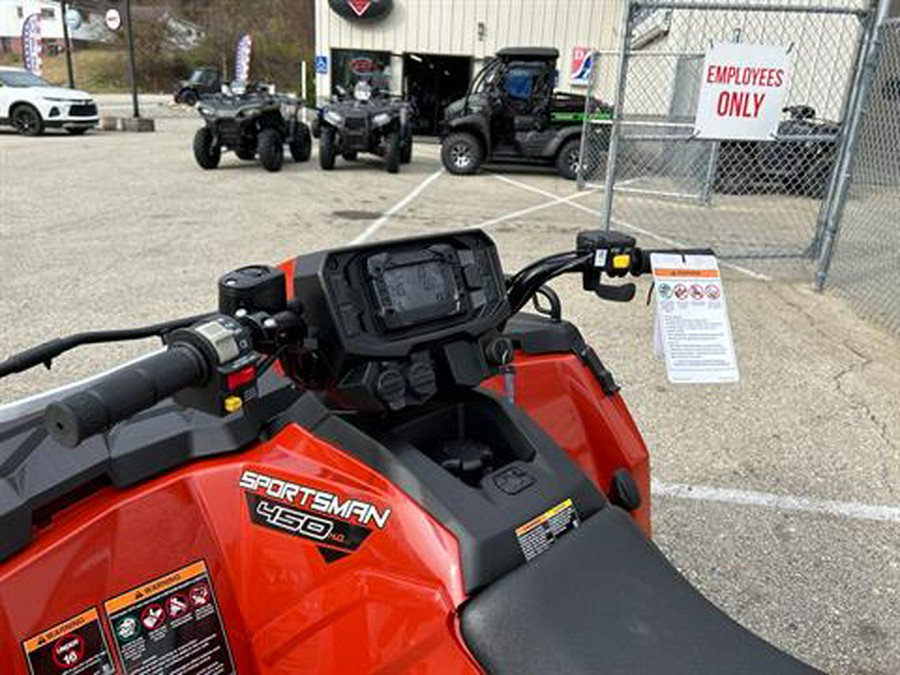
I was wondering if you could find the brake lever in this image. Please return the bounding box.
[594,282,636,303]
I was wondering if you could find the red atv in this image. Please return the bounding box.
[0,230,818,674]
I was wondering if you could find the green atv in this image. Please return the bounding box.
[440,47,612,179]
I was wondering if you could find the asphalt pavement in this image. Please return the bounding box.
[0,116,898,674]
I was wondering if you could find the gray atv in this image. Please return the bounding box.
[193,83,312,172]
[312,82,413,173]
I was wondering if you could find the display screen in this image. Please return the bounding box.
[382,261,455,315]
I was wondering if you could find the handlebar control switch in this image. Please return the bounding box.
[218,265,287,316]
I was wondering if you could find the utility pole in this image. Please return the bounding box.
[60,0,75,88]
[124,0,140,118]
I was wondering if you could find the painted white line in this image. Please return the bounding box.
[492,173,773,282]
[350,168,444,245]
[652,479,900,524]
[473,191,595,229]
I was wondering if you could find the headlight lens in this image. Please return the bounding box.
[372,112,391,127]
[43,97,72,102]
[325,110,344,126]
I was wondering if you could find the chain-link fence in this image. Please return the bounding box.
[817,16,900,332]
[579,0,872,262]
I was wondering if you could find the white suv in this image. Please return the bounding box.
[0,66,99,136]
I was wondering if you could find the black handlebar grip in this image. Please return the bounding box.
[44,345,209,447]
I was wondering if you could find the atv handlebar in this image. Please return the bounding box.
[44,345,209,448]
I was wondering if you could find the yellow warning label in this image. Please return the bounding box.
[104,560,207,615]
[515,498,580,562]
[23,607,99,653]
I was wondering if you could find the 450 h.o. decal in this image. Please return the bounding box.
[240,470,392,563]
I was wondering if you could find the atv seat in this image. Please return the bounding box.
[460,507,821,674]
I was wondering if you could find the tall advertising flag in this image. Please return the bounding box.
[22,13,42,76]
[235,34,252,82]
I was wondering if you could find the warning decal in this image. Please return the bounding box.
[103,560,235,675]
[22,607,113,675]
[515,498,580,562]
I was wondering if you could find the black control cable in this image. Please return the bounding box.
[0,313,215,380]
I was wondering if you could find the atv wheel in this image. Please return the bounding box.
[181,90,198,107]
[342,150,358,161]
[442,133,481,175]
[235,146,256,161]
[320,127,336,170]
[385,131,400,174]
[400,138,413,164]
[258,129,284,172]
[11,104,43,137]
[192,127,221,169]
[290,125,312,162]
[556,139,596,181]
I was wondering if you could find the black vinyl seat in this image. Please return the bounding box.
[461,507,821,675]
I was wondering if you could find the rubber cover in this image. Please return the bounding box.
[461,507,822,675]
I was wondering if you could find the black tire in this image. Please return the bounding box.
[290,125,312,162]
[181,90,198,107]
[342,150,358,161]
[319,127,336,170]
[258,128,284,172]
[441,132,482,175]
[192,127,221,169]
[11,104,43,137]
[385,130,400,173]
[235,146,256,161]
[66,127,89,136]
[400,137,413,164]
[555,138,595,181]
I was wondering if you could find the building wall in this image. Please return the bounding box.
[0,1,64,40]
[314,0,626,102]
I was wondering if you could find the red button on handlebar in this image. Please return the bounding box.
[226,365,256,391]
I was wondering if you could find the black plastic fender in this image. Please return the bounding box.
[445,115,492,157]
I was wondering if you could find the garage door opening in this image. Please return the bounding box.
[403,53,472,136]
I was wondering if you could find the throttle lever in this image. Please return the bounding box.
[594,282,637,303]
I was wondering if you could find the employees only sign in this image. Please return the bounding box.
[694,43,792,141]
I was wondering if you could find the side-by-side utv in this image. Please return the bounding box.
[440,47,611,179]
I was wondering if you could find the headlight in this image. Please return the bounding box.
[43,97,72,102]
[325,110,344,127]
[372,112,391,127]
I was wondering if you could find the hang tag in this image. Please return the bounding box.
[650,253,739,384]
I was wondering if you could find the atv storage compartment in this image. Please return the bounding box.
[461,506,822,675]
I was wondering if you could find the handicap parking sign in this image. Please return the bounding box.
[315,55,328,74]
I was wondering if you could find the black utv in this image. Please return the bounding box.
[714,105,838,197]
[193,83,311,172]
[174,67,222,106]
[440,47,612,179]
[312,81,413,173]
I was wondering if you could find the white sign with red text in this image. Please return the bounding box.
[694,43,791,141]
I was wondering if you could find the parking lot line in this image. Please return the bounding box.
[652,479,900,524]
[349,168,444,245]
[472,190,598,229]
[491,173,773,282]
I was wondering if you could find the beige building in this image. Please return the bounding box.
[314,0,624,133]
[315,0,871,134]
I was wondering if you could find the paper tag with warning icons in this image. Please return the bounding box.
[651,253,739,384]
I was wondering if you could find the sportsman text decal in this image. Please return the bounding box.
[239,469,391,563]
[694,43,792,141]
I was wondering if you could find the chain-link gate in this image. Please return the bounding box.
[816,15,900,332]
[578,0,873,262]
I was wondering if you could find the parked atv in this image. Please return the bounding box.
[715,105,839,197]
[174,66,222,106]
[441,47,612,179]
[0,230,819,674]
[193,85,311,172]
[313,81,413,173]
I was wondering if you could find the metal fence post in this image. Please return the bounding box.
[576,50,601,190]
[815,0,890,291]
[599,1,637,231]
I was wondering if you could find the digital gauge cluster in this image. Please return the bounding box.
[289,231,510,411]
